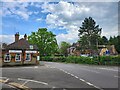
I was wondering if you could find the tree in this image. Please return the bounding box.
[78,17,102,52]
[108,36,120,53]
[98,36,108,45]
[116,35,120,53]
[60,41,71,56]
[28,28,59,56]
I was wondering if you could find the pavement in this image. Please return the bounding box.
[0,61,119,90]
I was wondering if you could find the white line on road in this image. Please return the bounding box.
[57,68,102,90]
[21,80,29,86]
[114,75,120,78]
[98,68,118,71]
[4,78,9,83]
[34,66,38,68]
[18,78,48,85]
[45,64,103,90]
[0,77,8,79]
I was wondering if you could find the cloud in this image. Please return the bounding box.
[2,2,32,20]
[36,18,43,21]
[41,1,118,44]
[1,0,120,2]
[41,1,91,44]
[0,35,24,44]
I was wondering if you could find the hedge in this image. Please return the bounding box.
[40,55,120,65]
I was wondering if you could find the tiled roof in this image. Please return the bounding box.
[6,38,38,50]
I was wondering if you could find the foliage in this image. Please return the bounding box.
[108,36,120,53]
[98,36,109,45]
[59,41,71,56]
[41,55,120,66]
[78,17,102,51]
[28,28,59,56]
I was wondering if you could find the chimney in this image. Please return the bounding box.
[15,32,19,42]
[24,34,27,40]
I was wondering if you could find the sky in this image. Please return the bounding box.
[0,0,119,45]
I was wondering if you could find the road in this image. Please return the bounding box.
[0,61,119,90]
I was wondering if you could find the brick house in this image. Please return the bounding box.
[67,43,118,56]
[0,33,40,66]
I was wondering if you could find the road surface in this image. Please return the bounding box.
[0,61,119,90]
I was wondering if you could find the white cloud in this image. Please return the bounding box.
[2,2,32,20]
[36,18,43,21]
[41,1,91,44]
[0,35,24,44]
[101,25,118,39]
[41,1,118,44]
[1,0,119,2]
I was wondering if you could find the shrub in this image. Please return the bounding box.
[40,55,120,66]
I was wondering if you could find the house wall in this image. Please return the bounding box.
[1,50,39,66]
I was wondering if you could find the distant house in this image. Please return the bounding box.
[67,42,81,56]
[98,45,118,56]
[67,43,118,56]
[0,33,40,66]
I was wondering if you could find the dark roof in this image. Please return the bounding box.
[6,38,38,50]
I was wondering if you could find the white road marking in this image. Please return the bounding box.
[79,78,85,82]
[45,65,102,89]
[57,68,102,90]
[80,68,100,74]
[21,80,29,86]
[4,78,9,83]
[99,68,118,71]
[18,78,48,85]
[34,66,38,68]
[0,77,8,79]
[114,75,120,78]
[74,76,79,79]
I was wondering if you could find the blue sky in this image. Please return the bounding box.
[0,0,119,45]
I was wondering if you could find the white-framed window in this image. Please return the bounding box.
[15,53,21,62]
[29,45,33,49]
[4,54,11,62]
[25,53,31,61]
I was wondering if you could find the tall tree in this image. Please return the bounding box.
[28,28,58,56]
[78,17,102,52]
[99,36,108,45]
[60,41,71,56]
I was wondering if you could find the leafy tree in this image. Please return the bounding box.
[28,28,59,56]
[98,36,108,45]
[78,17,102,52]
[102,36,108,45]
[108,36,120,53]
[116,35,120,53]
[60,41,71,56]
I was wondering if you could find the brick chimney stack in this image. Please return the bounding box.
[15,32,19,42]
[24,34,27,40]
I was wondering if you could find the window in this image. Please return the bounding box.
[25,53,31,61]
[29,45,33,49]
[4,54,11,62]
[15,53,21,62]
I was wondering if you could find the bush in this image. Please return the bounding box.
[96,56,120,65]
[65,56,94,64]
[40,55,120,66]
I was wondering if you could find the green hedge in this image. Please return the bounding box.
[40,55,120,65]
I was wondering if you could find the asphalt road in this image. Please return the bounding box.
[0,61,119,90]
